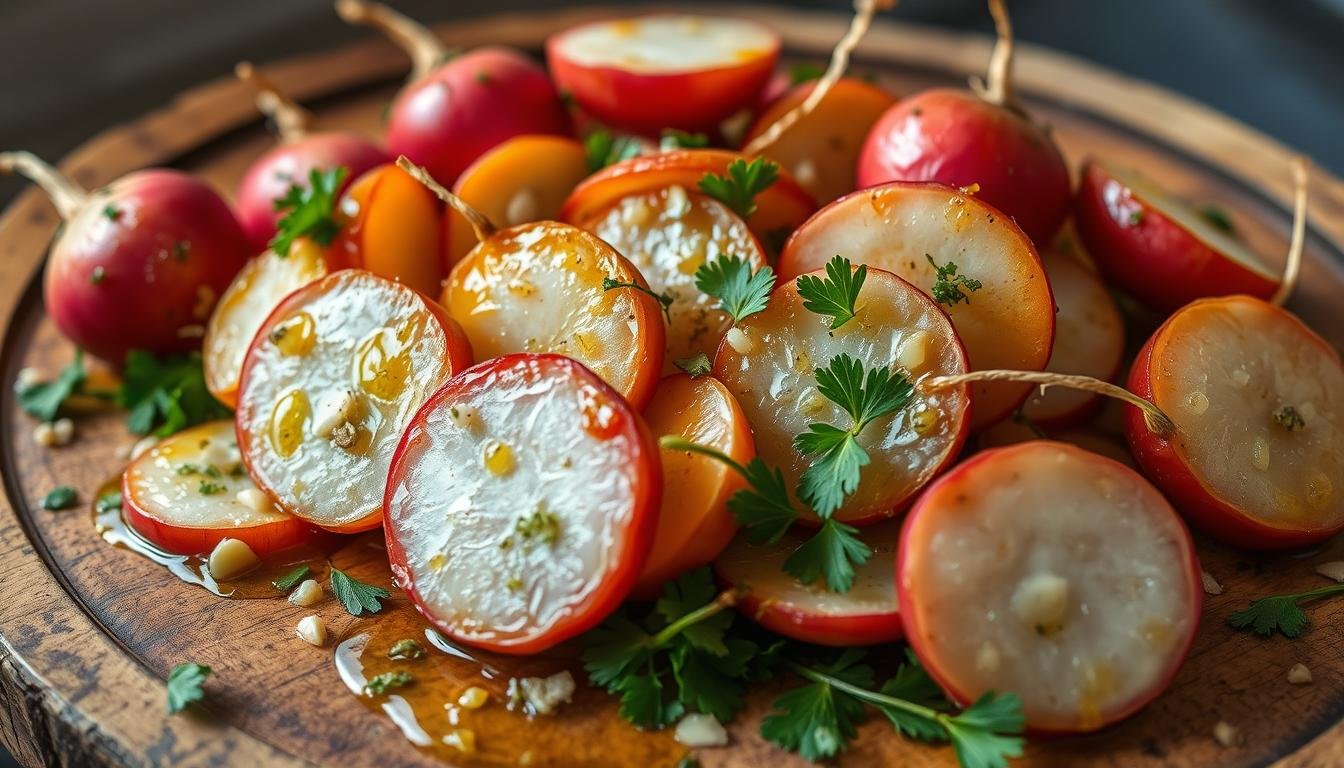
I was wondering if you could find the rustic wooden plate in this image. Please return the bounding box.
[4,5,1344,768]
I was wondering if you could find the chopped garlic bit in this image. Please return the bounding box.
[724,327,754,355]
[448,404,481,433]
[288,579,323,607]
[1200,570,1223,596]
[507,670,575,715]
[457,686,489,709]
[14,366,42,392]
[34,418,75,448]
[1213,720,1240,748]
[665,184,691,219]
[675,712,729,747]
[443,728,477,754]
[792,158,818,190]
[1315,561,1344,583]
[207,538,261,581]
[1010,573,1069,635]
[1287,663,1313,685]
[313,389,361,438]
[296,615,327,647]
[237,488,275,515]
[896,330,931,372]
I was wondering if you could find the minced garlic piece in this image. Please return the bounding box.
[296,615,327,647]
[1315,561,1344,583]
[724,327,753,355]
[675,712,728,747]
[288,579,323,607]
[1213,720,1240,748]
[458,686,489,709]
[207,538,260,581]
[1287,663,1313,685]
[1200,570,1223,596]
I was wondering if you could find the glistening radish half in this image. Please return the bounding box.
[546,15,779,134]
[329,163,444,294]
[898,440,1201,734]
[714,519,902,646]
[336,0,569,184]
[384,354,661,654]
[779,181,1054,429]
[0,152,248,364]
[1127,295,1344,549]
[235,270,472,533]
[123,420,318,556]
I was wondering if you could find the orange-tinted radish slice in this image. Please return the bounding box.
[330,163,443,294]
[123,420,317,555]
[1128,296,1344,549]
[715,519,902,646]
[633,373,752,599]
[899,441,1201,733]
[441,222,665,409]
[236,270,472,533]
[444,135,590,267]
[714,267,970,524]
[204,240,328,407]
[574,185,766,368]
[743,77,896,204]
[547,15,779,134]
[561,149,816,246]
[384,354,660,654]
[1020,249,1124,427]
[780,182,1054,429]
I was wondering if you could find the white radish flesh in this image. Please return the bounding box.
[553,16,777,74]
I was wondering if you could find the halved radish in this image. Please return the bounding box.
[713,266,970,525]
[123,420,318,555]
[560,149,816,245]
[1127,295,1344,549]
[633,373,752,599]
[441,221,665,409]
[572,184,766,368]
[779,182,1054,429]
[235,270,472,533]
[384,354,660,654]
[899,440,1201,733]
[204,240,328,407]
[329,163,444,296]
[1073,161,1279,312]
[547,15,779,134]
[715,519,902,646]
[1019,248,1124,427]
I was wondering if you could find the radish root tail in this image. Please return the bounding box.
[396,155,497,242]
[969,0,1023,115]
[235,62,314,142]
[0,150,88,220]
[1270,155,1310,308]
[335,0,448,82]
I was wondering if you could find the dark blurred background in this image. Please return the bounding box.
[0,0,1341,765]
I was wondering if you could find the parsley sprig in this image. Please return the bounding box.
[698,157,780,219]
[673,352,712,378]
[602,277,673,322]
[166,662,211,714]
[330,566,389,616]
[927,254,983,307]
[1228,583,1344,638]
[795,256,866,329]
[119,351,230,437]
[660,129,709,151]
[693,254,776,325]
[585,130,643,172]
[18,351,91,422]
[270,166,348,258]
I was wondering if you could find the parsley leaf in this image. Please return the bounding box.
[41,485,78,511]
[655,568,733,656]
[926,254,983,306]
[945,693,1026,768]
[698,157,780,219]
[660,129,710,151]
[794,432,869,521]
[330,567,389,616]
[363,670,413,696]
[783,518,871,593]
[18,351,86,422]
[94,489,123,515]
[693,254,776,325]
[761,650,872,760]
[659,437,798,545]
[1199,204,1236,235]
[388,639,427,660]
[814,353,914,430]
[795,255,866,329]
[673,352,712,377]
[1227,584,1344,638]
[269,166,348,258]
[585,129,643,172]
[271,565,310,592]
[166,662,211,714]
[788,61,828,84]
[118,351,230,437]
[603,277,673,322]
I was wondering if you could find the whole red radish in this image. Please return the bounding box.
[233,62,387,252]
[336,0,568,184]
[0,151,248,365]
[857,0,1069,244]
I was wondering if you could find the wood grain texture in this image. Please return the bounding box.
[2,5,1344,767]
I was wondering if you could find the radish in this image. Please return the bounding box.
[714,519,902,646]
[857,0,1070,244]
[235,269,473,533]
[899,440,1201,733]
[547,15,779,135]
[0,152,248,365]
[384,353,661,654]
[233,62,388,252]
[779,181,1054,429]
[336,0,569,184]
[123,420,318,556]
[1127,294,1344,549]
[713,266,971,525]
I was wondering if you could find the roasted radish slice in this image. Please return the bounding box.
[547,15,779,134]
[633,374,752,598]
[780,182,1054,429]
[330,163,444,295]
[561,149,816,244]
[573,184,766,367]
[236,270,472,532]
[204,240,328,407]
[1074,160,1279,312]
[715,520,902,646]
[385,354,660,654]
[1127,296,1344,549]
[899,441,1201,733]
[714,267,970,524]
[1019,249,1124,427]
[123,420,316,556]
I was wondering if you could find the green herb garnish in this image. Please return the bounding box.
[95,490,123,514]
[674,352,712,377]
[269,166,348,258]
[603,277,673,323]
[18,351,86,422]
[1199,205,1235,234]
[1228,583,1344,638]
[41,485,78,511]
[660,129,710,151]
[795,255,866,330]
[926,254,983,307]
[330,567,390,616]
[698,157,779,219]
[363,670,413,696]
[166,662,211,714]
[197,480,226,495]
[271,565,310,592]
[1274,405,1305,431]
[693,254,776,325]
[585,130,643,172]
[118,351,230,437]
[515,505,562,545]
[388,639,427,660]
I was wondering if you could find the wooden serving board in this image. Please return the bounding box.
[4,5,1344,767]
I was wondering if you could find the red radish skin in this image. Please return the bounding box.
[122,421,318,556]
[1127,296,1344,549]
[384,354,661,654]
[547,15,779,135]
[1074,161,1278,313]
[899,441,1202,734]
[714,520,903,646]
